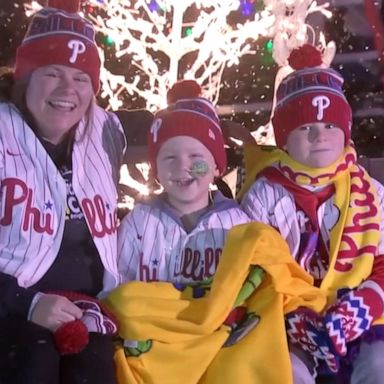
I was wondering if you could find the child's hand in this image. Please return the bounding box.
[325,287,383,356]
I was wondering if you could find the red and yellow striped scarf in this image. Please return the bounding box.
[240,144,381,302]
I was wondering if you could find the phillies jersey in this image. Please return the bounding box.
[117,192,250,284]
[241,176,384,281]
[0,102,125,289]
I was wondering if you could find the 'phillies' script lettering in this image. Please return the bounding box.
[174,247,223,281]
[81,195,118,237]
[139,247,223,282]
[1,178,53,234]
[0,178,117,237]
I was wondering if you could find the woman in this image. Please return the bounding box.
[0,1,125,383]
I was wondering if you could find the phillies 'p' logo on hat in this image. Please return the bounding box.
[14,0,101,93]
[312,95,331,121]
[67,39,86,64]
[150,118,163,144]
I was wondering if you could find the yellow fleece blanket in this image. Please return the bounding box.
[106,222,327,384]
[238,143,381,306]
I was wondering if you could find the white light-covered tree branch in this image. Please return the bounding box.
[24,0,332,114]
[87,0,332,112]
[87,0,271,110]
[250,0,335,145]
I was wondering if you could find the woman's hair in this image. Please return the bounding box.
[0,67,15,103]
[0,67,36,128]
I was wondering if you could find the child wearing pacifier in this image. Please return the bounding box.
[117,80,249,284]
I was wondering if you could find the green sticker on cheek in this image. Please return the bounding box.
[190,161,209,177]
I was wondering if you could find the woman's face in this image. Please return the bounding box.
[25,65,93,144]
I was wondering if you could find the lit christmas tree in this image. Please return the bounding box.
[26,0,332,114]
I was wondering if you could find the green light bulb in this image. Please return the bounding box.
[265,40,273,53]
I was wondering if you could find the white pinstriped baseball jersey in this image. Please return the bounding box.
[241,176,384,279]
[0,102,125,289]
[116,192,250,284]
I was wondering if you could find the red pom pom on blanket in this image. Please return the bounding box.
[54,320,89,355]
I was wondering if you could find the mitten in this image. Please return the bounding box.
[50,292,117,355]
[286,308,339,373]
[325,287,384,356]
[76,299,117,334]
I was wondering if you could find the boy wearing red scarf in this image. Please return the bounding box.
[241,45,384,383]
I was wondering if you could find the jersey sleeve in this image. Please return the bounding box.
[117,205,145,283]
[240,178,273,225]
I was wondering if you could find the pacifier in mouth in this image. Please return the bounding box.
[189,160,210,178]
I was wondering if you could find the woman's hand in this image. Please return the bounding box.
[30,294,83,332]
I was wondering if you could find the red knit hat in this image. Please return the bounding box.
[148,80,226,175]
[271,44,352,148]
[14,0,101,93]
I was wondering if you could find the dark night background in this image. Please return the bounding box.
[1,0,384,158]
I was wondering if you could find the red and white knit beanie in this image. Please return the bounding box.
[148,80,227,175]
[14,0,101,93]
[272,44,352,148]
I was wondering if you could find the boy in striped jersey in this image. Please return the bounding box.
[241,44,384,383]
[117,81,249,285]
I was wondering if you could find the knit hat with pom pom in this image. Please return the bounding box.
[14,0,101,93]
[148,80,226,174]
[271,44,352,148]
